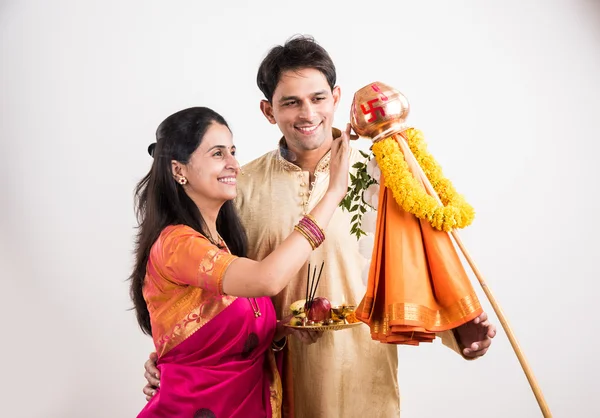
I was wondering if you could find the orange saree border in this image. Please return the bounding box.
[155,289,237,356]
[363,292,481,332]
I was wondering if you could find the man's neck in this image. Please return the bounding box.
[289,148,328,174]
[281,136,334,177]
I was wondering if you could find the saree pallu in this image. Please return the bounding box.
[138,296,281,418]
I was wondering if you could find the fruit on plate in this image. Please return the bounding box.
[345,311,359,323]
[289,313,306,326]
[290,299,306,315]
[305,297,332,322]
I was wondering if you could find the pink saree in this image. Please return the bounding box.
[137,225,282,418]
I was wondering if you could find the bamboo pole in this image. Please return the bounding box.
[395,133,553,418]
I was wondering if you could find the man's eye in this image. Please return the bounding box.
[314,97,325,101]
[283,101,296,106]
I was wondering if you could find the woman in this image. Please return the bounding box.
[130,107,350,417]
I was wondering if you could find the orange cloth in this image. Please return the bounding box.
[356,136,483,345]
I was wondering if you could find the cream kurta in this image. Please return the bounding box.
[235,133,465,418]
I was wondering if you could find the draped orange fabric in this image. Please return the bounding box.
[356,136,483,345]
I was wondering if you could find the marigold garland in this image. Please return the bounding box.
[372,128,475,231]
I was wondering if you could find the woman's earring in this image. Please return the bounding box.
[178,176,188,185]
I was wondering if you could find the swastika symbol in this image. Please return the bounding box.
[359,84,390,122]
[361,99,386,123]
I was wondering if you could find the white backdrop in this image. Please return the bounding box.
[1,0,599,417]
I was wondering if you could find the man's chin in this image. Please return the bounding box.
[292,134,328,151]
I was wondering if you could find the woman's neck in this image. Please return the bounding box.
[193,199,222,244]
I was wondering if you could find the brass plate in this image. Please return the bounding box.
[283,322,363,331]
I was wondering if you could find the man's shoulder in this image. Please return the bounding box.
[241,149,278,174]
[237,149,280,195]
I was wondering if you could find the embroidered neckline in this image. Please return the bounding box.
[275,128,342,174]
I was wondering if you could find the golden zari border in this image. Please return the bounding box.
[155,288,237,356]
[267,350,283,418]
[363,292,482,332]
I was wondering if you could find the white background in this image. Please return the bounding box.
[1,0,599,417]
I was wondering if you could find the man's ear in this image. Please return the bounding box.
[332,86,341,111]
[260,100,277,125]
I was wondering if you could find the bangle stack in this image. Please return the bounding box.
[294,214,325,250]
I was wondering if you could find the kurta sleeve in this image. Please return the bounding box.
[154,225,238,295]
[437,330,477,361]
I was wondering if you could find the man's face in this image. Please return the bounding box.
[261,68,340,156]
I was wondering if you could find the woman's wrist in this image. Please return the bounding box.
[273,319,290,342]
[271,335,288,352]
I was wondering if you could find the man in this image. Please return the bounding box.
[143,35,496,417]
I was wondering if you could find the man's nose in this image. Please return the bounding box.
[299,101,316,120]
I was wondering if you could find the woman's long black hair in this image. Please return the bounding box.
[129,107,247,335]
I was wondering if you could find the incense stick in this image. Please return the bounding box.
[305,264,310,306]
[313,262,325,300]
[305,261,325,311]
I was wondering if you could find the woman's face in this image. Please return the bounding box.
[173,122,240,206]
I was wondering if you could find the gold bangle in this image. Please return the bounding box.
[271,336,288,352]
[294,224,317,250]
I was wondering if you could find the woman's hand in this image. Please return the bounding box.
[288,327,323,345]
[274,315,323,345]
[327,123,352,200]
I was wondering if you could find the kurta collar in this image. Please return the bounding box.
[276,128,342,174]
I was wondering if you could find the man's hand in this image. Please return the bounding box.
[454,312,497,359]
[143,352,160,401]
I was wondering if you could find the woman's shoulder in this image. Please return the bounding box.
[159,224,207,241]
[153,225,212,256]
